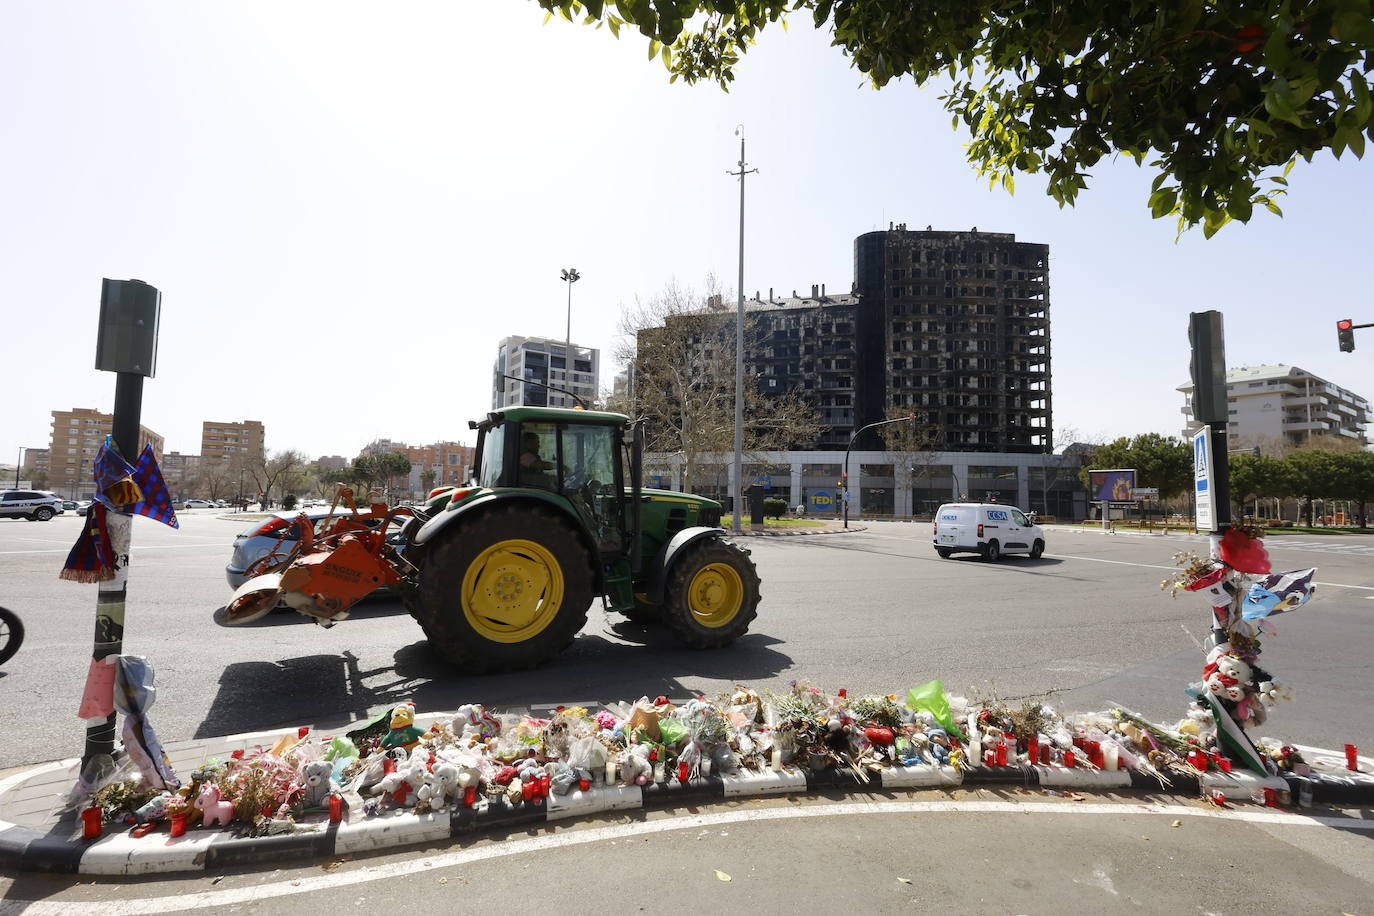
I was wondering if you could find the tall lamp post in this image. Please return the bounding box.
[843,415,917,529]
[727,127,757,532]
[13,447,21,488]
[561,267,580,408]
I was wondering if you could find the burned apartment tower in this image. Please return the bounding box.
[746,227,1051,451]
[633,227,1051,454]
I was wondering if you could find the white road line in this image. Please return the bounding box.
[1,799,1368,915]
[1047,553,1374,592]
[0,544,225,556]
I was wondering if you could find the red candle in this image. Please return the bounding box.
[1040,743,1051,765]
[1345,744,1359,771]
[538,773,551,797]
[521,779,535,801]
[995,741,1008,767]
[678,761,689,782]
[1027,736,1039,764]
[297,726,310,739]
[463,785,477,806]
[838,688,847,699]
[81,807,103,840]
[1063,749,1076,768]
[578,778,591,792]
[328,794,344,822]
[169,812,187,838]
[984,748,996,767]
[1263,787,1279,807]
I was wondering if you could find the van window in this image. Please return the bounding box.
[1011,509,1030,526]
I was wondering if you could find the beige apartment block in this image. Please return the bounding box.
[48,407,164,495]
[201,419,264,466]
[1179,364,1370,453]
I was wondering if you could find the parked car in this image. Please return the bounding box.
[182,498,215,510]
[932,502,1045,560]
[226,509,407,591]
[0,490,64,521]
[62,499,79,512]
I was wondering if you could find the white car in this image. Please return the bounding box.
[182,498,215,510]
[932,502,1044,561]
[0,490,64,521]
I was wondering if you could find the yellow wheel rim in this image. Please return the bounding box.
[686,562,744,627]
[461,539,565,643]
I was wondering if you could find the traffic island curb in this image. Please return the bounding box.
[4,750,1371,876]
[727,523,865,537]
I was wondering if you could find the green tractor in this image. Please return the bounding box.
[395,406,760,671]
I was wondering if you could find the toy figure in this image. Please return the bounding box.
[381,704,425,751]
[926,728,951,765]
[197,783,235,827]
[299,761,335,810]
[417,762,460,810]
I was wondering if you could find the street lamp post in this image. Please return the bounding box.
[842,415,917,529]
[727,127,757,532]
[13,447,21,488]
[561,267,580,408]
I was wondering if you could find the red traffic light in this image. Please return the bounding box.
[1338,318,1356,352]
[1338,319,1353,330]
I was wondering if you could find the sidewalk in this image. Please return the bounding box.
[3,713,1371,877]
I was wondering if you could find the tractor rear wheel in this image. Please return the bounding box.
[662,538,760,649]
[415,505,593,672]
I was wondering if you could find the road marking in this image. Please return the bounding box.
[0,544,225,556]
[1047,553,1374,592]
[0,799,1368,915]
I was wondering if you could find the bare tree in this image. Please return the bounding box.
[619,277,820,493]
[247,449,307,507]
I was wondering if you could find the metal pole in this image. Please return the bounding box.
[83,372,141,767]
[843,415,917,528]
[14,447,20,488]
[728,129,756,532]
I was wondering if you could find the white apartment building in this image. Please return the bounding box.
[1178,364,1369,452]
[492,336,599,410]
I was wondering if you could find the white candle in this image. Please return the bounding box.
[1104,742,1119,771]
[770,748,782,772]
[605,758,617,786]
[701,756,712,777]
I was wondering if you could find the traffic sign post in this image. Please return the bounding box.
[1193,427,1216,532]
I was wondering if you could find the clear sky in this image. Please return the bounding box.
[2,1,1371,468]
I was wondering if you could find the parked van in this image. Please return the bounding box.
[932,503,1044,560]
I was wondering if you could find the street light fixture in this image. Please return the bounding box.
[842,414,918,529]
[561,268,581,408]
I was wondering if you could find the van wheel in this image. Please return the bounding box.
[1030,539,1044,559]
[982,540,1000,562]
[935,548,952,558]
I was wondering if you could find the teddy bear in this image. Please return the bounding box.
[453,704,500,743]
[298,760,335,810]
[417,762,460,810]
[1202,644,1253,703]
[374,746,428,808]
[381,704,426,751]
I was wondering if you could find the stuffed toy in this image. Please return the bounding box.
[926,728,951,765]
[374,746,428,808]
[381,704,425,751]
[299,761,335,810]
[134,791,175,823]
[453,704,501,742]
[417,762,460,810]
[197,783,235,827]
[620,744,654,786]
[1202,644,1253,703]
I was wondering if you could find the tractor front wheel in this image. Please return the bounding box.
[415,505,593,672]
[662,538,760,649]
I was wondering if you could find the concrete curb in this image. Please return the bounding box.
[728,524,866,537]
[4,742,1371,876]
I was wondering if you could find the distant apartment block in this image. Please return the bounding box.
[316,455,348,471]
[160,451,201,491]
[47,408,164,495]
[21,447,50,476]
[1179,364,1369,451]
[359,439,408,458]
[405,441,475,490]
[201,420,264,466]
[493,336,600,410]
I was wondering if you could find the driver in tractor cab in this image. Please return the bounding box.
[519,430,556,489]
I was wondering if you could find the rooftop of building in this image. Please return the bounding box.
[1177,364,1367,402]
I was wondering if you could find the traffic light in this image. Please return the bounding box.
[1338,318,1355,352]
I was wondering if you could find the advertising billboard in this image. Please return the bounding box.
[1088,468,1137,502]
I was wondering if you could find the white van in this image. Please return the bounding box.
[932,503,1045,560]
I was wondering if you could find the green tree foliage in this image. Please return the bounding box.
[1080,432,1192,497]
[1285,447,1344,525]
[1228,452,1295,512]
[539,0,1374,235]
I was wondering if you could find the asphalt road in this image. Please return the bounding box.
[1,513,1371,771]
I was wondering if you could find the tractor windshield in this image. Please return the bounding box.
[477,424,505,488]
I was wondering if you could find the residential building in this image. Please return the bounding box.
[493,336,600,410]
[21,447,49,477]
[359,439,408,458]
[404,441,475,493]
[201,420,264,466]
[1178,364,1369,452]
[47,408,164,496]
[316,455,348,471]
[160,451,201,494]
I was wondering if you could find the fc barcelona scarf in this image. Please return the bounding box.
[60,503,116,582]
[93,436,143,510]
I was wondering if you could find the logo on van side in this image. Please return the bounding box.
[986,510,1010,521]
[940,514,960,521]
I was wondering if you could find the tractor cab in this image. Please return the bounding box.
[469,407,635,563]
